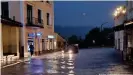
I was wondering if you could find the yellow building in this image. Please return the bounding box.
[55,33,66,51]
[1,2,22,60]
[1,1,55,59]
[1,17,21,59]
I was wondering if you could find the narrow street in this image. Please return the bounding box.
[2,48,133,75]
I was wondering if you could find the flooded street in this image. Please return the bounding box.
[2,48,133,75]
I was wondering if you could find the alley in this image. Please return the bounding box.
[2,48,133,75]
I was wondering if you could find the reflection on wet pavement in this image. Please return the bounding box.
[2,48,133,75]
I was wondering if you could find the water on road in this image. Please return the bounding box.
[2,48,133,75]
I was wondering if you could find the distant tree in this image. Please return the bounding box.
[85,27,101,47]
[66,27,114,48]
[68,35,79,44]
[84,27,114,47]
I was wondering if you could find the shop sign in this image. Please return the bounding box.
[48,35,55,39]
[28,33,35,37]
[37,32,42,37]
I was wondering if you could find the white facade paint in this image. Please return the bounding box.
[114,15,125,26]
[9,1,21,22]
[114,8,126,51]
[115,30,124,51]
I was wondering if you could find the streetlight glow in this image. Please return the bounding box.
[116,7,120,11]
[113,6,126,17]
[113,11,118,17]
[122,10,126,14]
[119,6,122,11]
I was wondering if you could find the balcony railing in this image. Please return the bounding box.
[26,17,44,28]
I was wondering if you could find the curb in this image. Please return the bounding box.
[1,51,61,69]
[1,58,29,69]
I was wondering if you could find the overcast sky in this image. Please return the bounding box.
[54,1,125,27]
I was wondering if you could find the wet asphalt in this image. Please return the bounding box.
[1,48,133,75]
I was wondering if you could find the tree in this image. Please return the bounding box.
[84,27,114,47]
[66,27,114,48]
[85,27,101,47]
[68,35,78,44]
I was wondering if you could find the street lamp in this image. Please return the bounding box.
[100,22,108,32]
[113,6,126,17]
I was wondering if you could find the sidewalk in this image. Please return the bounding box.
[1,56,29,68]
[1,50,62,68]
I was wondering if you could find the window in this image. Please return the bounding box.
[27,4,33,24]
[46,13,50,25]
[46,0,50,4]
[40,1,43,2]
[38,9,42,23]
[1,2,9,18]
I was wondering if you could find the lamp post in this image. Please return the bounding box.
[100,22,108,32]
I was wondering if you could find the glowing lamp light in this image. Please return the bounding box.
[116,7,120,11]
[122,10,126,14]
[113,6,126,17]
[62,50,64,53]
[68,50,73,54]
[119,6,122,11]
[113,11,118,17]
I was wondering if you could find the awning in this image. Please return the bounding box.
[114,18,133,31]
[124,18,133,29]
[1,17,22,27]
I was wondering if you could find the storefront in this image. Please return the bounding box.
[44,35,56,51]
[26,27,43,56]
[1,17,22,60]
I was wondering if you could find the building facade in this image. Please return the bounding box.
[114,10,125,52]
[114,1,133,61]
[54,33,66,51]
[1,1,55,60]
[1,1,22,60]
[123,1,133,61]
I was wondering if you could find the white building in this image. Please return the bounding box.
[114,1,133,61]
[114,6,126,52]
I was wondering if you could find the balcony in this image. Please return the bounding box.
[26,17,44,28]
[1,15,22,27]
